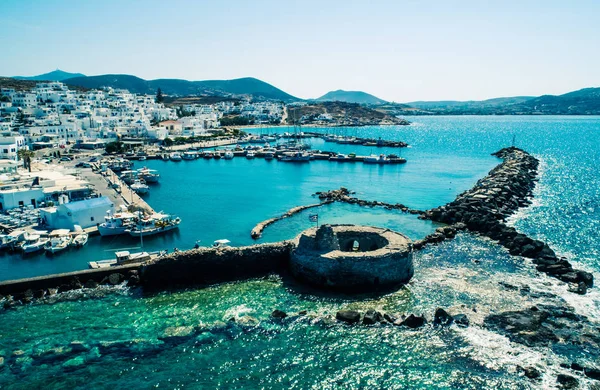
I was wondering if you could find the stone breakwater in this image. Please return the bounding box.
[421,147,594,293]
[140,242,293,288]
[314,187,423,214]
[250,201,333,239]
[250,187,422,239]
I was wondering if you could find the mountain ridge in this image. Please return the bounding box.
[315,89,387,105]
[13,69,85,81]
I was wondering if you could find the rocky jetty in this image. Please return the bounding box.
[250,201,333,239]
[421,147,593,291]
[314,187,423,214]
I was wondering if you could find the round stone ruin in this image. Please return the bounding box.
[290,224,413,291]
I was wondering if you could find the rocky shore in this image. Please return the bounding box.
[420,147,593,293]
[250,201,333,239]
[314,187,423,214]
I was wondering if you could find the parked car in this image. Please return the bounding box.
[89,157,98,162]
[59,156,72,161]
[75,162,92,168]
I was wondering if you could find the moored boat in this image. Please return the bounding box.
[280,151,311,162]
[364,154,389,164]
[71,225,88,248]
[137,167,160,183]
[182,151,198,160]
[44,229,72,254]
[246,151,255,159]
[223,150,234,159]
[170,152,182,161]
[131,179,149,194]
[127,213,181,237]
[20,233,49,254]
[98,211,137,236]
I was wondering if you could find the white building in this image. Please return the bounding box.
[39,196,114,229]
[0,135,26,159]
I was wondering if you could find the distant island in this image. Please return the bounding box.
[3,70,600,115]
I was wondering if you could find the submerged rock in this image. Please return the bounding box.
[271,310,287,319]
[453,314,470,328]
[518,365,541,380]
[159,326,195,343]
[556,374,578,389]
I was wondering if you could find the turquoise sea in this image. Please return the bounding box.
[1,116,600,389]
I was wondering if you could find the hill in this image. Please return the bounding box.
[13,69,85,81]
[286,101,409,126]
[62,74,299,102]
[316,90,387,105]
[406,96,534,110]
[0,77,88,92]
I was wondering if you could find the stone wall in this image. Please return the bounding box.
[140,241,293,288]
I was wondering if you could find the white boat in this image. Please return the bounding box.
[329,153,349,162]
[137,167,160,183]
[0,231,23,250]
[223,150,234,159]
[170,152,182,161]
[120,170,137,184]
[280,151,311,162]
[246,151,255,159]
[182,151,197,160]
[71,225,88,248]
[127,213,181,237]
[20,233,49,254]
[44,229,72,254]
[98,211,137,236]
[89,250,160,269]
[131,179,149,194]
[364,154,389,164]
[213,239,231,248]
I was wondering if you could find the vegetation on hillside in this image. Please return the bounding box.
[287,101,409,126]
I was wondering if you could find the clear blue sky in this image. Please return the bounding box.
[1,0,599,102]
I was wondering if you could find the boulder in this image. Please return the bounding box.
[433,308,453,327]
[108,273,124,285]
[556,374,578,389]
[84,279,99,289]
[336,310,361,324]
[400,314,426,329]
[518,366,541,380]
[383,313,396,324]
[577,270,594,288]
[362,309,383,325]
[453,314,470,327]
[585,367,600,381]
[271,310,287,319]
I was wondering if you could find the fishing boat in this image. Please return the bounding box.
[280,151,311,162]
[44,229,72,254]
[246,151,255,159]
[213,239,231,248]
[127,213,181,237]
[20,233,49,254]
[203,151,214,159]
[0,232,21,250]
[137,167,160,183]
[120,170,137,185]
[364,154,389,164]
[71,225,88,248]
[223,150,234,159]
[131,179,150,194]
[88,250,164,269]
[213,151,222,159]
[329,153,350,162]
[170,152,182,161]
[183,151,198,160]
[98,211,137,236]
[264,151,274,160]
[161,154,169,161]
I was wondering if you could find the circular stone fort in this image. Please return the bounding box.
[290,225,413,290]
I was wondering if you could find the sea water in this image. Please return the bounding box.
[1,116,599,389]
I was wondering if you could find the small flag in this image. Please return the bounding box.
[309,214,318,222]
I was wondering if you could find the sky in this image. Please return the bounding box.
[1,0,599,102]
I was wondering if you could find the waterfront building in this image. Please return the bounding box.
[39,196,114,230]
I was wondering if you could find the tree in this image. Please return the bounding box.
[105,141,124,154]
[156,88,164,103]
[163,137,173,147]
[17,149,35,172]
